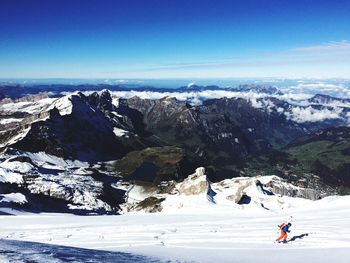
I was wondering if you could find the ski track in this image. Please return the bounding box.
[0,197,350,263]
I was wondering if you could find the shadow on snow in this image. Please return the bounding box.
[0,239,162,263]
[289,233,310,242]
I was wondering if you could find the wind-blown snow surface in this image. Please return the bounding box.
[0,195,349,263]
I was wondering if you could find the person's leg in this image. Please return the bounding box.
[276,232,285,241]
[282,232,288,241]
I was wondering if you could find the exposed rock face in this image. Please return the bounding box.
[223,180,254,203]
[264,179,320,200]
[87,89,114,113]
[177,167,207,195]
[0,126,31,149]
[119,167,329,214]
[130,196,165,213]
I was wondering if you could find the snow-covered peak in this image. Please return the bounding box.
[49,95,73,116]
[98,88,111,96]
[187,82,196,88]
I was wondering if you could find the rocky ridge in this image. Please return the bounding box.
[118,167,328,214]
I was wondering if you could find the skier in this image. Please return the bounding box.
[276,222,292,243]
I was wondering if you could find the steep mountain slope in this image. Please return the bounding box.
[286,127,350,188]
[12,97,126,161]
[2,91,149,162]
[246,127,350,192]
[124,95,348,179]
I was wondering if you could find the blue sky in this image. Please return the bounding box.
[0,0,349,79]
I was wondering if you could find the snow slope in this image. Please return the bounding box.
[0,195,349,263]
[0,96,73,116]
[0,127,31,148]
[0,193,27,205]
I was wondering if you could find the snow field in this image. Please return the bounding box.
[0,195,349,263]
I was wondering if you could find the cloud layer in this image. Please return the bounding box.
[100,82,350,124]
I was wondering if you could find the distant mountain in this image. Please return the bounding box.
[308,94,350,105]
[1,89,349,178]
[0,83,284,99]
[230,84,283,95]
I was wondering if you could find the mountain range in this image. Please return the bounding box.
[0,85,349,214]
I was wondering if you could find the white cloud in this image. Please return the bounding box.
[297,83,342,89]
[284,82,350,99]
[109,90,272,106]
[285,106,343,123]
[290,40,350,53]
[248,97,277,112]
